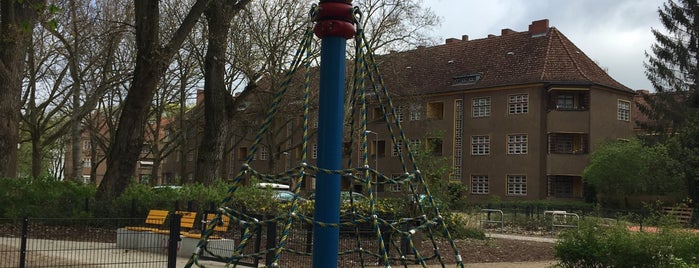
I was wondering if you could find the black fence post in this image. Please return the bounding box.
[253,225,263,267]
[19,217,28,268]
[265,220,277,267]
[305,223,313,253]
[131,199,137,218]
[167,213,182,268]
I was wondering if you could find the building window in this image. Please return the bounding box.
[548,133,589,154]
[82,157,91,168]
[395,105,404,122]
[390,174,402,192]
[238,147,248,160]
[371,140,386,157]
[507,175,527,196]
[83,141,91,151]
[427,138,443,156]
[392,140,403,157]
[471,175,489,194]
[409,139,421,151]
[508,94,528,114]
[409,104,421,121]
[471,135,490,155]
[507,134,528,155]
[549,90,589,111]
[472,97,491,118]
[260,146,269,161]
[426,102,444,120]
[556,94,574,109]
[312,143,318,159]
[618,100,630,121]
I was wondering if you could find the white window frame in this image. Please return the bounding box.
[409,104,421,121]
[471,175,489,194]
[507,134,528,155]
[471,135,490,155]
[395,105,404,122]
[507,175,527,196]
[617,100,630,121]
[472,97,491,118]
[390,174,402,192]
[508,94,529,114]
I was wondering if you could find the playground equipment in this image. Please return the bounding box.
[185,1,465,267]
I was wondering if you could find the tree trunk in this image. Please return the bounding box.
[0,1,41,178]
[96,0,212,200]
[195,0,235,184]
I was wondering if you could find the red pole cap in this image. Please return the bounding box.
[314,1,356,39]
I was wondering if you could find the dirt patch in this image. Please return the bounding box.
[0,223,556,267]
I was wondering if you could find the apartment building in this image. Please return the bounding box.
[346,19,635,200]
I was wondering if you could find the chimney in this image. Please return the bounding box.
[445,38,459,44]
[501,28,516,35]
[487,34,496,38]
[636,89,650,95]
[196,89,204,106]
[528,19,549,36]
[461,35,469,41]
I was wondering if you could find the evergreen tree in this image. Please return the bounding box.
[643,0,699,202]
[643,0,699,135]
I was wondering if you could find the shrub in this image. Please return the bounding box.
[0,177,95,218]
[555,219,699,267]
[440,211,485,240]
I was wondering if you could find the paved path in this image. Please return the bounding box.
[486,233,557,243]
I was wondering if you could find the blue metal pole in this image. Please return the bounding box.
[312,36,346,268]
[312,1,355,267]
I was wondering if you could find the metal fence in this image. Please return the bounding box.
[0,214,426,268]
[471,203,697,232]
[0,217,172,268]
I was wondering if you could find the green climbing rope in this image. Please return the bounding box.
[185,4,465,268]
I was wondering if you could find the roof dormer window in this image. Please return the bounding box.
[452,73,481,86]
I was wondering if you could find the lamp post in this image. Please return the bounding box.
[365,130,379,198]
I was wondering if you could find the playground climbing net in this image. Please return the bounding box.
[185,4,465,268]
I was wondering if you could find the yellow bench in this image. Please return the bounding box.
[181,213,231,239]
[153,211,197,234]
[124,209,169,232]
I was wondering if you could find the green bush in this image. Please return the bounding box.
[555,219,699,268]
[0,177,95,218]
[439,211,485,240]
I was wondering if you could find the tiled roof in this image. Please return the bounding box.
[374,22,632,96]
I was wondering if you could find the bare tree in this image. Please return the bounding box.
[355,0,439,53]
[194,0,251,184]
[97,0,213,200]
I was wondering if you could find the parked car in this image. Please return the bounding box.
[308,191,368,203]
[272,190,306,203]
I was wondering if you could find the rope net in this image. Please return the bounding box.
[185,5,465,268]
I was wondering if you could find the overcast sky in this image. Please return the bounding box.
[422,0,665,91]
